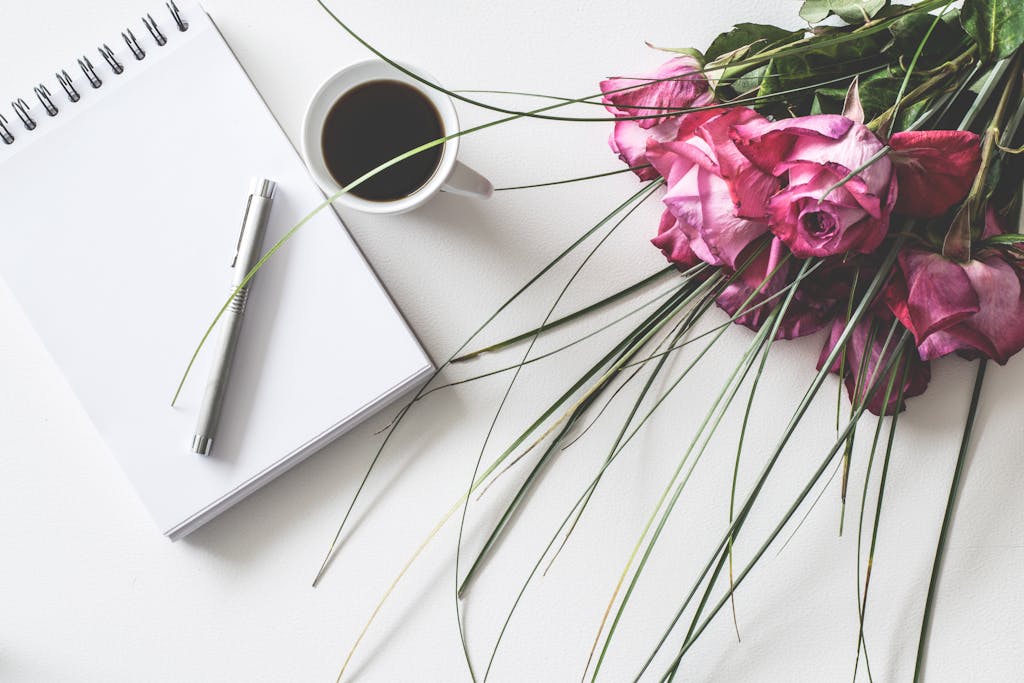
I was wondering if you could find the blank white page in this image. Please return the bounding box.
[0,5,432,537]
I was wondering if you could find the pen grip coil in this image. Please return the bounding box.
[228,285,250,315]
[1,2,189,146]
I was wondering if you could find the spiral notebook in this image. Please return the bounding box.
[0,3,433,539]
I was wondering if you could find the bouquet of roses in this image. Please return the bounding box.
[603,8,1023,421]
[179,0,1024,679]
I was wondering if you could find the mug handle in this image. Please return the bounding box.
[441,160,493,199]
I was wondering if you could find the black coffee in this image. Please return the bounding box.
[321,79,445,201]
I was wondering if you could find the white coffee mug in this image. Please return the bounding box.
[301,59,492,215]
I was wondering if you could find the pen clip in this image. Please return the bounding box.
[231,194,254,268]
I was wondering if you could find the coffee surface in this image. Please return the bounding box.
[321,79,445,201]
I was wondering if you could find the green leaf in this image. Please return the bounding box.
[645,44,706,63]
[962,0,1024,60]
[705,23,797,62]
[758,30,890,113]
[886,12,964,64]
[800,0,889,24]
[815,67,925,124]
[730,64,769,94]
[984,233,1024,244]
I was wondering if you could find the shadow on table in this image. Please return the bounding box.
[181,384,464,567]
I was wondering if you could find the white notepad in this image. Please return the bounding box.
[0,4,433,539]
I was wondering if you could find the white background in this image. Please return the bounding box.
[1,1,1021,681]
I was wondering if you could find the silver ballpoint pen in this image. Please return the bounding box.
[191,178,277,455]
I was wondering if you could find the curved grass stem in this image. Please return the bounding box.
[912,360,987,682]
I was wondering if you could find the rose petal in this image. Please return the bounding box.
[817,314,930,415]
[696,107,779,219]
[696,169,770,270]
[601,56,714,129]
[716,237,835,339]
[652,209,702,270]
[610,118,681,179]
[786,121,890,194]
[898,249,979,342]
[888,130,982,218]
[917,255,1024,364]
[730,114,856,173]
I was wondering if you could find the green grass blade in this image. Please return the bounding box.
[631,242,906,679]
[450,181,664,679]
[852,353,908,683]
[590,259,811,681]
[481,308,696,681]
[418,278,690,402]
[458,277,708,596]
[912,360,987,682]
[494,166,653,191]
[455,266,679,361]
[660,331,912,678]
[313,180,659,588]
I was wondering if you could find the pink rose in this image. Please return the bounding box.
[888,130,982,218]
[601,57,715,180]
[730,114,897,259]
[888,210,1024,364]
[716,236,838,340]
[817,310,930,416]
[646,107,779,271]
[651,209,703,271]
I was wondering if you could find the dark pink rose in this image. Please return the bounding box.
[652,209,703,271]
[817,311,930,416]
[601,57,715,179]
[888,130,982,218]
[716,236,838,340]
[891,212,1024,364]
[730,114,897,259]
[646,107,779,271]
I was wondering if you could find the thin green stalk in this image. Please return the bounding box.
[495,166,652,190]
[591,309,780,682]
[913,360,987,682]
[318,0,900,126]
[540,312,700,577]
[482,308,695,682]
[451,181,664,679]
[840,319,880,534]
[455,266,679,361]
[680,261,817,654]
[312,179,659,589]
[417,277,690,402]
[853,355,909,683]
[631,242,906,680]
[588,259,810,681]
[660,330,912,678]
[458,276,716,596]
[724,293,785,642]
[886,2,954,138]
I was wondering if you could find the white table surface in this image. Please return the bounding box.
[2,1,1022,681]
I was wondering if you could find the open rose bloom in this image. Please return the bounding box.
[601,58,1005,415]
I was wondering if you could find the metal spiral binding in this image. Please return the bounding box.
[34,85,58,116]
[0,114,14,145]
[98,44,124,75]
[79,57,102,88]
[2,4,188,149]
[143,14,167,46]
[56,70,80,103]
[168,1,188,32]
[123,29,146,60]
[12,98,35,131]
